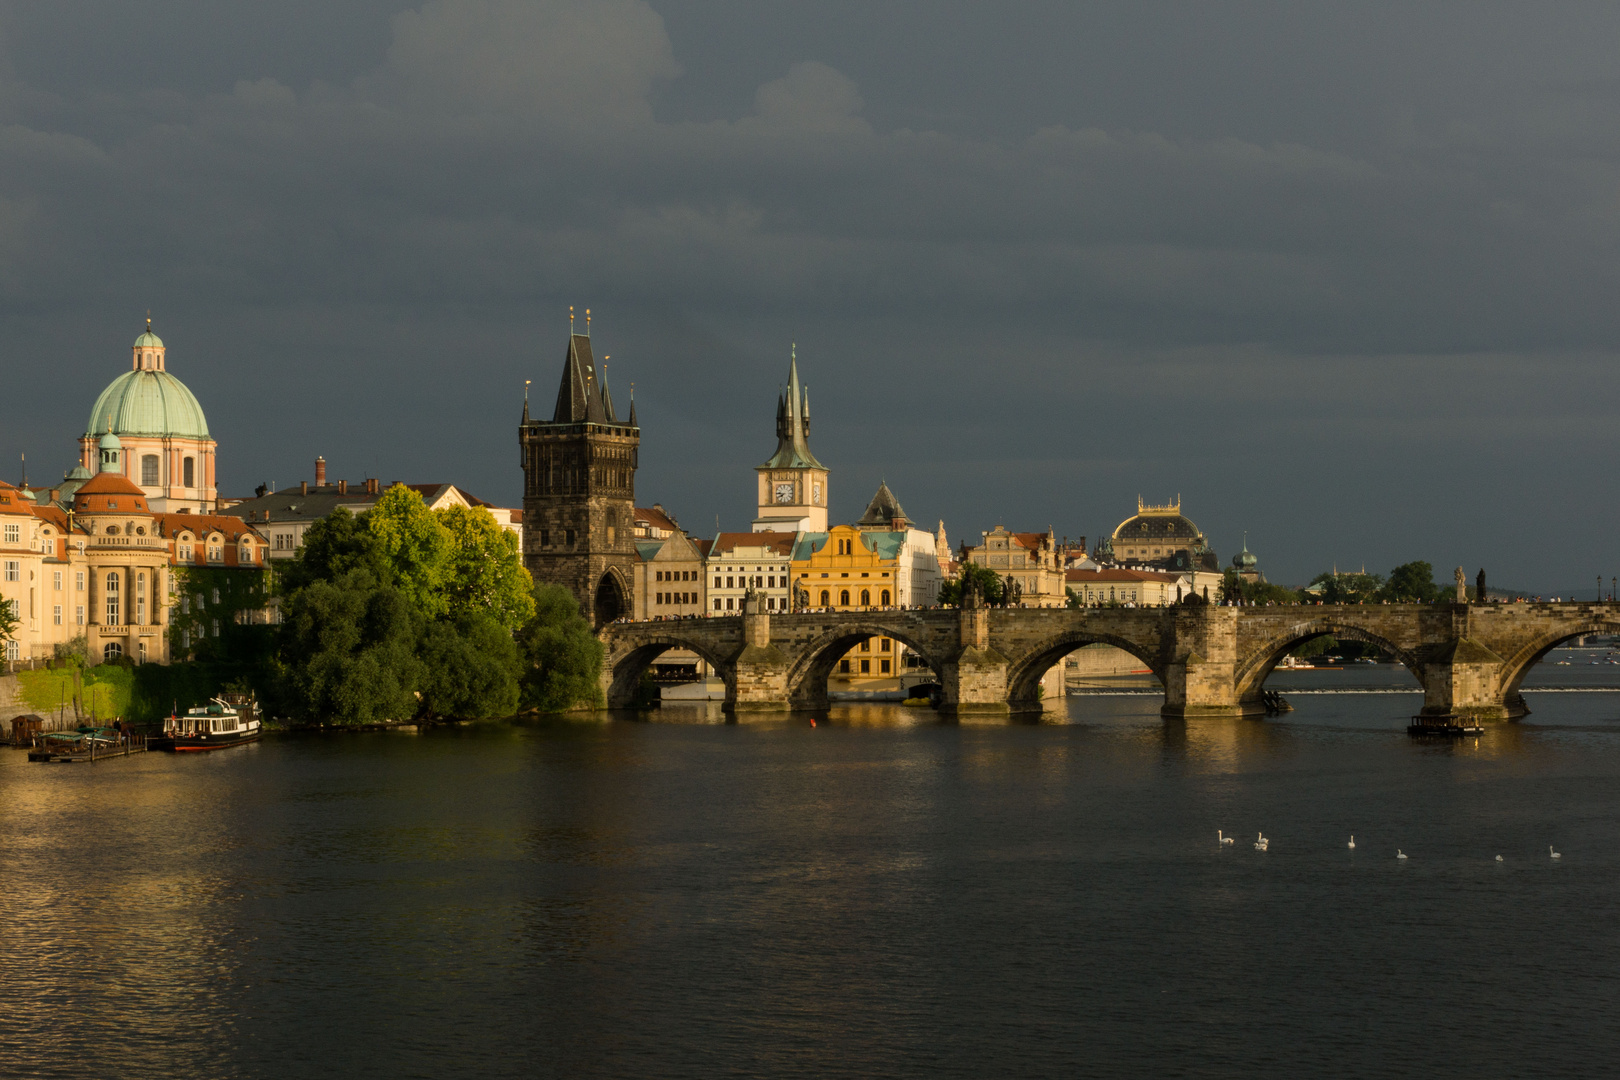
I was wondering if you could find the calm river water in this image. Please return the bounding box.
[4,651,1620,1079]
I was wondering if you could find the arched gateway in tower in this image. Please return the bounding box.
[518,325,640,625]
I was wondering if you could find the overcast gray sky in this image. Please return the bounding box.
[4,0,1620,591]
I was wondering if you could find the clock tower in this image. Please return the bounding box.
[753,346,828,532]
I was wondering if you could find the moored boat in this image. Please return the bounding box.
[155,697,261,752]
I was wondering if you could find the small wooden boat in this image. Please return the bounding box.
[154,697,261,752]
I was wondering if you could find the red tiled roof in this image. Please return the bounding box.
[155,513,266,543]
[1011,532,1049,550]
[74,471,148,499]
[712,531,796,555]
[635,505,678,532]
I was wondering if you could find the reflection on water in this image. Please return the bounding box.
[4,678,1620,1078]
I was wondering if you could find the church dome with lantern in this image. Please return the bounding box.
[78,321,219,514]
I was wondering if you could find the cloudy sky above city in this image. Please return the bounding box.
[4,1,1620,589]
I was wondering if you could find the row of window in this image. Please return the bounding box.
[138,454,197,488]
[654,570,696,582]
[838,658,893,675]
[50,605,85,626]
[655,592,694,605]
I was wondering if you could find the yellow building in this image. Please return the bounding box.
[791,524,903,610]
[791,524,924,687]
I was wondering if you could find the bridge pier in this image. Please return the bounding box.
[1414,635,1512,723]
[727,595,792,711]
[1160,607,1253,719]
[940,606,1011,714]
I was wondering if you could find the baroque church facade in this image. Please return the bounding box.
[518,326,640,625]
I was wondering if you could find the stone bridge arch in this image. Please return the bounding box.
[1004,630,1167,710]
[603,632,737,709]
[1234,618,1422,707]
[1495,616,1620,717]
[785,621,946,710]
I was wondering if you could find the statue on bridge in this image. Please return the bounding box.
[1477,568,1487,603]
[1456,566,1468,603]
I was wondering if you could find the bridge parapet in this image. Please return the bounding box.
[597,601,1619,720]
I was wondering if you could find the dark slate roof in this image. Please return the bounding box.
[551,334,615,424]
[856,482,910,528]
[1113,514,1203,541]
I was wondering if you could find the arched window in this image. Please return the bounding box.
[820,590,830,606]
[103,642,122,661]
[840,589,850,606]
[881,590,891,606]
[860,589,870,606]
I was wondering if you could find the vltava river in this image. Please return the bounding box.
[4,654,1620,1079]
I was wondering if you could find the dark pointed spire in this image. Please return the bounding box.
[552,333,608,423]
[600,357,616,421]
[761,343,824,469]
[522,379,531,423]
[628,382,638,428]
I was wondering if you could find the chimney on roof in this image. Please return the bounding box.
[338,479,348,495]
[315,457,326,486]
[366,478,378,495]
[300,481,308,496]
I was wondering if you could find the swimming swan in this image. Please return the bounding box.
[1218,830,1234,845]
[1396,850,1408,860]
[1347,836,1356,849]
[1550,846,1561,859]
[1255,832,1269,851]
[1496,855,1504,862]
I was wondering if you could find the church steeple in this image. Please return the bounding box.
[551,333,612,424]
[754,343,828,532]
[761,344,823,470]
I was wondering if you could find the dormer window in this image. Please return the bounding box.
[106,525,119,535]
[107,500,116,508]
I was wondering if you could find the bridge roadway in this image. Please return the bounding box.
[601,598,1620,720]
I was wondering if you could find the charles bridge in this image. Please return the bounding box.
[600,598,1620,720]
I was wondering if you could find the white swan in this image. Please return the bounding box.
[1396,849,1408,860]
[1496,855,1504,862]
[1347,836,1356,849]
[1218,830,1234,845]
[1255,832,1269,851]
[1550,846,1561,859]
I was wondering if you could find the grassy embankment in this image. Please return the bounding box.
[15,665,133,722]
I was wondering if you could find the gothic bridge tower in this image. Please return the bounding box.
[519,321,639,625]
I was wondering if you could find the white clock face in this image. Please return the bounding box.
[812,482,821,504]
[775,482,795,504]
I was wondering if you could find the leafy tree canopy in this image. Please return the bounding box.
[1308,571,1384,604]
[438,504,535,631]
[366,484,452,619]
[418,612,523,719]
[279,507,390,595]
[278,568,422,725]
[1382,561,1439,603]
[939,562,1006,606]
[517,583,604,712]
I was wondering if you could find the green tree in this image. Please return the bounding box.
[437,504,535,631]
[938,562,1006,606]
[1066,587,1081,609]
[516,583,604,712]
[279,569,423,725]
[278,507,390,595]
[367,484,452,619]
[1381,561,1439,603]
[418,613,523,719]
[0,596,17,649]
[169,565,276,664]
[1309,571,1384,604]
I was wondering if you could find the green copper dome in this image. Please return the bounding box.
[134,330,164,348]
[86,369,210,439]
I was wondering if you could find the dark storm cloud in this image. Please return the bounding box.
[3,0,1620,589]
